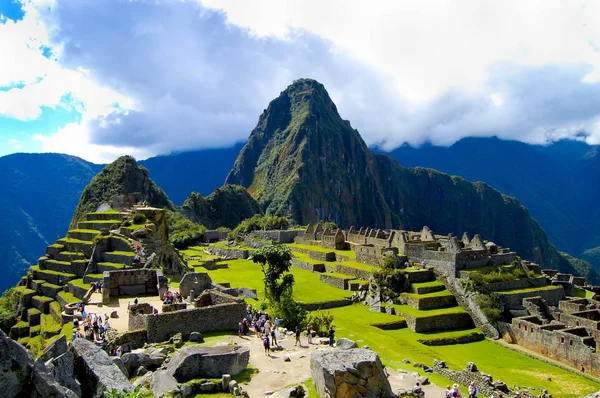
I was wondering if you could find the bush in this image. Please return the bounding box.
[272,291,307,330]
[372,256,407,300]
[475,293,503,323]
[132,213,147,224]
[0,288,20,333]
[167,210,206,249]
[305,310,335,337]
[229,215,291,240]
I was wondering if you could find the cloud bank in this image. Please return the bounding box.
[4,0,600,162]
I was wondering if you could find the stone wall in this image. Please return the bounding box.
[560,310,600,332]
[510,317,600,377]
[102,269,165,304]
[143,302,247,342]
[432,361,497,397]
[497,286,565,309]
[300,299,352,311]
[250,230,304,243]
[208,246,250,260]
[162,303,187,312]
[478,277,548,293]
[109,329,148,351]
[559,298,593,314]
[334,263,372,280]
[400,293,456,310]
[455,250,490,269]
[291,259,325,273]
[489,252,518,266]
[179,272,212,300]
[402,311,473,333]
[355,245,398,267]
[319,273,355,290]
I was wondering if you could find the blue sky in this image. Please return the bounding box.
[1,0,600,163]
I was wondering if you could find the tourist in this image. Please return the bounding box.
[468,382,478,398]
[307,324,313,344]
[238,322,243,337]
[134,297,139,305]
[104,320,111,330]
[328,326,335,347]
[271,328,277,346]
[295,326,301,346]
[105,313,109,323]
[264,319,272,338]
[452,383,462,398]
[581,364,585,373]
[153,307,158,316]
[413,381,423,395]
[263,334,270,356]
[445,385,452,397]
[116,346,123,358]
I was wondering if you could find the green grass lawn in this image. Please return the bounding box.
[286,243,356,259]
[327,304,599,398]
[411,280,445,288]
[204,258,350,304]
[391,303,466,318]
[335,259,377,272]
[500,285,561,294]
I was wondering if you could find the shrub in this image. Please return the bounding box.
[272,290,306,330]
[167,210,206,249]
[305,310,335,337]
[475,293,503,323]
[123,220,132,227]
[229,215,291,240]
[0,288,20,333]
[132,213,147,224]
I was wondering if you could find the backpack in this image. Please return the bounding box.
[263,338,269,347]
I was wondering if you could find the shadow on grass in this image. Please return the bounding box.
[232,366,259,384]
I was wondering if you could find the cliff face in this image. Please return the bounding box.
[226,78,571,268]
[69,156,173,228]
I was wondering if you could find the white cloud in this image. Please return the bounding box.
[5,0,600,162]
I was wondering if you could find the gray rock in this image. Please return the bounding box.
[121,348,166,373]
[221,374,232,391]
[40,335,67,362]
[466,362,478,372]
[0,330,33,398]
[150,370,179,398]
[284,356,291,362]
[32,358,78,398]
[229,379,239,394]
[270,385,306,398]
[180,383,193,398]
[167,345,250,382]
[237,287,258,300]
[310,348,394,398]
[50,351,81,397]
[133,366,149,377]
[72,338,133,397]
[416,376,429,385]
[112,357,129,378]
[132,371,153,388]
[198,381,217,392]
[335,338,358,350]
[189,332,204,342]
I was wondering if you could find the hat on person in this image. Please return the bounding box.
[453,383,459,390]
[471,382,475,385]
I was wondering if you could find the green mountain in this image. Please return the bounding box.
[69,155,174,228]
[181,185,263,229]
[226,78,587,276]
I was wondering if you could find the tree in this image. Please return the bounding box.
[253,244,294,303]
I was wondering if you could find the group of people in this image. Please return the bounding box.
[90,281,103,293]
[72,310,111,345]
[441,382,479,398]
[163,291,183,304]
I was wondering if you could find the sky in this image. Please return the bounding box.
[1,0,600,163]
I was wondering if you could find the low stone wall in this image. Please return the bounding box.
[300,299,352,311]
[402,312,474,333]
[489,252,518,266]
[404,269,434,283]
[144,302,247,343]
[162,303,187,312]
[334,263,372,280]
[250,230,304,243]
[370,320,407,330]
[417,331,484,346]
[432,361,496,397]
[319,273,355,290]
[31,296,52,313]
[66,282,90,299]
[497,286,565,309]
[401,293,456,310]
[109,329,148,351]
[309,251,336,262]
[479,277,548,292]
[40,283,64,298]
[103,269,166,304]
[291,259,325,273]
[208,246,250,259]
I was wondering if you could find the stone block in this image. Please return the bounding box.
[167,345,250,381]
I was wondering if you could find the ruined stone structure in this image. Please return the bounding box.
[102,269,168,304]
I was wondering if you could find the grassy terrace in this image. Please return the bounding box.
[204,258,350,304]
[320,271,356,280]
[335,259,377,272]
[401,290,454,299]
[69,228,102,234]
[291,251,327,264]
[286,243,356,259]
[391,303,466,318]
[411,280,444,288]
[59,237,93,244]
[211,242,254,251]
[500,285,562,294]
[57,291,79,304]
[461,264,514,273]
[328,304,598,398]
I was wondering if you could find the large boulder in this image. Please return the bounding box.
[40,335,67,362]
[0,330,33,398]
[32,358,78,398]
[121,347,167,373]
[310,348,394,398]
[166,344,250,381]
[72,338,133,397]
[150,370,179,398]
[335,338,358,350]
[47,351,82,397]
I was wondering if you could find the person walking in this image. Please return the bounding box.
[307,324,313,344]
[295,326,301,346]
[263,334,270,356]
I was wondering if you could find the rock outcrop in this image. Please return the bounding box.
[310,347,394,398]
[121,347,168,373]
[72,338,134,397]
[166,344,250,381]
[0,330,33,398]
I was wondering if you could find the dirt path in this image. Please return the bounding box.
[217,332,447,397]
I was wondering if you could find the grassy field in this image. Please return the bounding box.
[286,243,356,259]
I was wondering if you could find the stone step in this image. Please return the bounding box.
[369,319,408,330]
[84,274,104,284]
[319,272,357,290]
[392,304,474,333]
[54,251,86,262]
[26,308,41,326]
[348,280,369,291]
[67,229,100,241]
[10,321,30,339]
[32,268,77,286]
[86,212,127,221]
[77,220,122,230]
[46,244,65,258]
[400,291,456,310]
[39,282,63,298]
[102,251,136,265]
[57,238,94,257]
[31,295,55,314]
[42,259,87,278]
[411,281,446,294]
[404,268,435,283]
[97,262,123,273]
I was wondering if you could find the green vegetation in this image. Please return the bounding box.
[166,210,207,249]
[372,255,407,300]
[57,291,79,304]
[132,213,147,224]
[105,386,142,398]
[253,244,307,328]
[0,288,20,332]
[305,310,335,337]
[463,267,536,292]
[69,155,173,229]
[228,214,290,240]
[475,293,503,323]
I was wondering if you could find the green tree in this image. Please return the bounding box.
[0,288,20,333]
[253,244,294,302]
